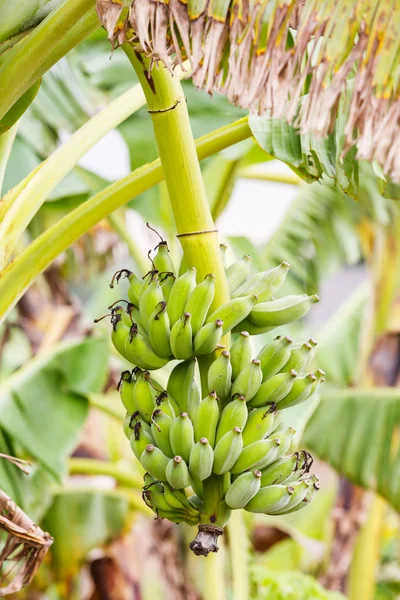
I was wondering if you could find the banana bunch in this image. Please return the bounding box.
[98,233,324,556]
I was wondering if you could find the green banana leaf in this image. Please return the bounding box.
[0,80,41,135]
[42,489,130,580]
[303,388,400,511]
[0,0,64,45]
[251,566,345,600]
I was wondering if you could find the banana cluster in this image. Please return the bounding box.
[98,235,323,555]
[103,241,319,369]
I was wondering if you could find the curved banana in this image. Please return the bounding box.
[125,324,169,370]
[230,331,252,381]
[230,438,279,474]
[193,391,220,447]
[267,427,297,461]
[244,484,294,514]
[140,444,170,481]
[151,409,174,456]
[206,294,258,335]
[231,359,262,401]
[167,267,197,326]
[213,427,244,475]
[277,373,317,409]
[153,240,176,275]
[273,479,320,514]
[170,312,194,360]
[242,406,281,446]
[282,341,314,373]
[166,456,191,489]
[260,453,300,487]
[249,294,319,328]
[207,350,232,400]
[129,421,154,460]
[169,412,195,463]
[189,437,214,481]
[139,277,164,328]
[193,319,224,355]
[249,370,297,408]
[167,359,197,414]
[215,395,248,444]
[148,301,172,358]
[185,273,215,335]
[118,370,136,413]
[233,262,290,301]
[226,255,252,294]
[225,470,262,509]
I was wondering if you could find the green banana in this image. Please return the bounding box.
[207,350,232,400]
[153,240,175,275]
[188,494,203,510]
[242,406,281,446]
[273,479,320,515]
[170,312,194,359]
[193,391,220,447]
[233,261,290,300]
[193,319,224,355]
[219,472,232,499]
[139,276,164,328]
[154,391,177,419]
[118,370,136,413]
[185,273,215,335]
[160,272,176,302]
[109,269,140,307]
[163,483,198,513]
[110,309,130,361]
[140,444,170,481]
[225,470,262,509]
[143,472,163,492]
[126,303,146,334]
[310,368,325,394]
[169,412,195,463]
[132,371,157,423]
[230,438,279,474]
[231,359,262,401]
[206,294,258,335]
[148,301,171,358]
[277,373,317,409]
[130,423,154,460]
[190,477,204,499]
[244,484,294,514]
[282,341,314,373]
[226,255,252,294]
[215,395,248,443]
[249,294,319,328]
[257,336,293,381]
[167,267,197,326]
[166,456,191,489]
[213,427,244,475]
[123,412,131,439]
[167,359,197,414]
[125,324,169,370]
[230,331,252,381]
[151,409,174,456]
[260,453,307,487]
[189,437,214,481]
[267,427,297,460]
[249,370,297,408]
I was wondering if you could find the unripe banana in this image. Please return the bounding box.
[170,312,194,360]
[188,494,203,510]
[233,262,290,301]
[260,453,301,487]
[167,359,198,414]
[230,438,279,474]
[189,437,214,481]
[213,427,244,475]
[267,427,297,460]
[249,294,319,328]
[230,331,252,381]
[225,470,262,509]
[185,274,215,335]
[169,412,195,463]
[231,359,262,401]
[193,391,220,447]
[194,319,224,355]
[125,325,169,370]
[118,370,136,413]
[249,370,297,408]
[127,304,146,334]
[275,479,313,513]
[310,368,325,394]
[129,421,154,460]
[141,444,170,481]
[163,483,199,515]
[207,351,232,400]
[160,272,176,302]
[167,267,197,326]
[274,479,320,514]
[226,255,252,294]
[166,456,191,489]
[188,379,201,416]
[206,294,258,335]
[277,373,316,409]
[219,472,232,499]
[123,412,131,439]
[190,477,204,499]
[215,395,248,444]
[132,371,157,423]
[110,311,130,361]
[282,342,314,373]
[143,472,163,493]
[151,409,174,456]
[242,406,281,446]
[139,277,164,328]
[109,270,140,306]
[154,391,177,419]
[257,335,293,380]
[244,484,293,514]
[147,301,172,358]
[153,241,175,275]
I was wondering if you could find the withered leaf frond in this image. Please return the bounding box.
[97,0,400,184]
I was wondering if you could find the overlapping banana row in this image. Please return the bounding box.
[98,236,322,555]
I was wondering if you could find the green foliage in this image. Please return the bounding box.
[251,567,345,600]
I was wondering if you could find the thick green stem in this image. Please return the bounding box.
[0,0,98,121]
[228,511,250,600]
[0,118,251,324]
[68,457,143,489]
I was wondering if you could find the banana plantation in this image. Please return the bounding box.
[0,0,399,598]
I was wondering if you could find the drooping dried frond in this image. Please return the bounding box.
[97,0,400,183]
[0,489,53,596]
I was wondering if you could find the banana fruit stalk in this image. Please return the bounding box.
[98,234,323,556]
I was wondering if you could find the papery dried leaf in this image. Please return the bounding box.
[96,0,400,183]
